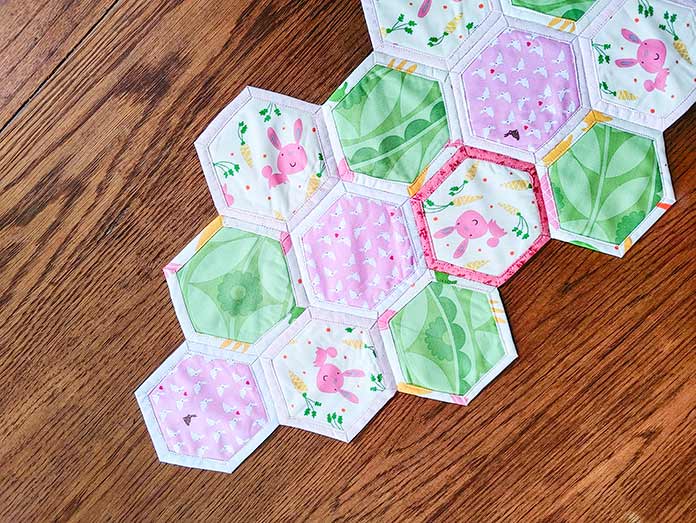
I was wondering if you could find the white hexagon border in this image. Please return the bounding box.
[289,180,427,319]
[376,270,517,406]
[195,86,340,232]
[360,0,505,70]
[135,340,279,473]
[450,15,592,164]
[536,112,675,257]
[164,215,308,355]
[260,307,396,442]
[321,51,462,197]
[579,0,696,131]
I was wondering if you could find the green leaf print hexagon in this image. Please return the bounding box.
[176,227,295,343]
[548,124,663,245]
[332,65,449,183]
[511,0,596,21]
[389,282,505,396]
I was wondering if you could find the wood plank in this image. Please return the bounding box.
[0,0,694,520]
[0,0,117,128]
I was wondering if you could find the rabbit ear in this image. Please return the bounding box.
[453,238,469,258]
[615,58,638,68]
[293,118,303,143]
[434,226,455,238]
[313,348,327,367]
[621,28,642,44]
[338,389,360,404]
[267,127,282,150]
[341,369,365,378]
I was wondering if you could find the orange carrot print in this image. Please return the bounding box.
[238,121,253,168]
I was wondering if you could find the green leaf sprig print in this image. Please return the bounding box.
[259,102,281,122]
[332,65,449,183]
[637,0,654,18]
[385,13,416,35]
[390,283,505,396]
[592,42,612,65]
[548,124,663,245]
[369,374,386,392]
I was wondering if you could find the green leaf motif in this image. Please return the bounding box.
[548,124,662,245]
[510,0,595,21]
[332,65,449,183]
[176,228,295,343]
[390,283,505,396]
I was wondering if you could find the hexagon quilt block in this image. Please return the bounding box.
[196,87,338,229]
[538,111,674,256]
[322,52,460,196]
[581,0,696,129]
[164,216,307,354]
[412,144,549,286]
[261,309,395,442]
[361,0,501,68]
[379,273,516,405]
[452,17,589,161]
[135,341,278,473]
[291,182,426,316]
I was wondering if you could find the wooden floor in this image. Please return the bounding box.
[1,1,694,521]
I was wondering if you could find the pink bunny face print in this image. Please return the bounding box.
[265,317,393,441]
[416,154,548,286]
[204,96,327,222]
[615,29,670,92]
[434,210,507,258]
[262,118,308,188]
[590,1,696,122]
[268,118,308,174]
[313,347,365,403]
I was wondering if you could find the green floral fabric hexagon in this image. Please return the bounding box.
[549,124,663,245]
[332,65,449,183]
[511,0,596,21]
[389,282,505,396]
[177,227,295,343]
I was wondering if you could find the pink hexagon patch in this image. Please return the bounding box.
[149,354,269,460]
[412,144,550,286]
[301,193,417,309]
[460,28,581,151]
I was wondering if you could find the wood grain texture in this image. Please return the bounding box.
[0,0,118,128]
[0,1,693,521]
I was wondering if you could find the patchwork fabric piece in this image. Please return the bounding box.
[164,216,306,354]
[412,145,549,286]
[196,87,337,228]
[361,0,496,66]
[380,273,516,405]
[457,27,582,153]
[150,355,268,460]
[135,342,277,473]
[539,111,674,256]
[261,310,395,441]
[331,64,449,183]
[138,0,691,474]
[581,0,696,129]
[302,194,417,309]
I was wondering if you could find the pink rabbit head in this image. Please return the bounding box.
[312,346,365,404]
[267,118,308,175]
[615,28,669,92]
[434,210,507,258]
